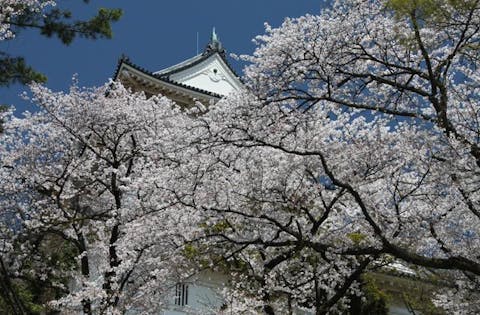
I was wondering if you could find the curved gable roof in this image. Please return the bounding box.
[113,30,243,101]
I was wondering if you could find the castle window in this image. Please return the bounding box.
[174,283,189,306]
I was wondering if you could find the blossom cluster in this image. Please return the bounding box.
[0,0,55,40]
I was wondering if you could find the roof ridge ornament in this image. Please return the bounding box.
[204,27,226,57]
[212,27,218,43]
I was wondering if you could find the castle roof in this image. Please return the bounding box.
[113,29,242,106]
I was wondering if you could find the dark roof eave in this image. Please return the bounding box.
[113,56,223,99]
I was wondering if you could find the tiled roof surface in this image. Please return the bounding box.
[113,56,223,99]
[155,49,241,81]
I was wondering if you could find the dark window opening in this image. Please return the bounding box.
[175,283,189,306]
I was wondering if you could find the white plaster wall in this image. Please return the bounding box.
[180,73,235,96]
[170,54,242,96]
[163,271,227,315]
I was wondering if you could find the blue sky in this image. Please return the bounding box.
[1,1,323,115]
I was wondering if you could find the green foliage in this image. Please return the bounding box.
[0,104,7,133]
[348,274,390,315]
[387,0,478,19]
[0,236,78,314]
[210,220,230,233]
[387,0,441,16]
[347,232,367,245]
[363,274,391,310]
[363,271,447,315]
[0,53,47,87]
[0,275,56,315]
[33,7,123,45]
[0,4,122,87]
[182,243,214,269]
[386,0,480,56]
[183,243,200,260]
[45,236,79,272]
[401,285,446,315]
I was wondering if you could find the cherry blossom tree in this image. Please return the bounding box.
[171,0,480,313]
[2,0,480,314]
[0,81,200,314]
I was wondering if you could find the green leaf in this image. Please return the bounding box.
[0,53,47,87]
